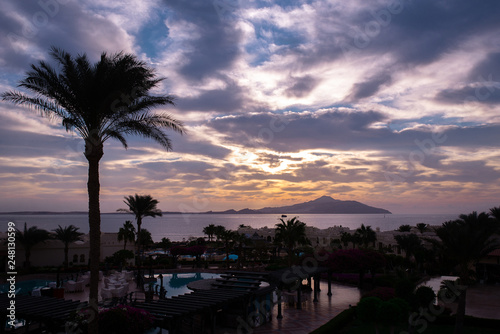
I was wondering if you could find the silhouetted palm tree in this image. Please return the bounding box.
[394,233,422,261]
[117,220,136,250]
[203,224,217,242]
[118,194,162,263]
[490,206,500,223]
[52,225,84,269]
[340,231,351,248]
[16,223,50,267]
[274,217,311,266]
[435,211,500,334]
[355,224,377,248]
[2,47,185,334]
[219,228,236,268]
[416,223,428,234]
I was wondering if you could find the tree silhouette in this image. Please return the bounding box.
[118,220,136,250]
[2,47,185,333]
[118,194,162,264]
[16,223,50,268]
[52,225,84,269]
[416,223,428,234]
[274,217,311,266]
[355,224,377,248]
[203,224,217,242]
[435,211,500,334]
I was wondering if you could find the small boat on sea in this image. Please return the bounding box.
[281,214,287,218]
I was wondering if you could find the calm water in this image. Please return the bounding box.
[151,272,221,298]
[0,213,459,242]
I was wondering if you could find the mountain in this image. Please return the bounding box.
[211,196,391,214]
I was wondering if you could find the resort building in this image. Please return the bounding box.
[0,232,134,270]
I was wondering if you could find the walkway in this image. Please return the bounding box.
[216,280,361,334]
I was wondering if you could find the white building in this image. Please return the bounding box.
[0,232,135,270]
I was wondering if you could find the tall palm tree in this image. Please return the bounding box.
[274,217,311,266]
[435,211,500,334]
[355,224,377,248]
[16,223,50,268]
[2,47,185,334]
[117,194,162,263]
[118,220,136,250]
[52,225,84,269]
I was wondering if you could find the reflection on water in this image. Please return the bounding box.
[153,272,221,298]
[420,276,459,294]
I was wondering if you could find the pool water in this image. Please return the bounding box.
[0,279,53,296]
[150,272,221,298]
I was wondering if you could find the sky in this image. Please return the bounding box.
[0,0,500,214]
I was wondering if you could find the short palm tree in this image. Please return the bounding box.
[16,223,50,268]
[118,194,162,263]
[118,220,136,250]
[355,224,377,248]
[203,224,217,242]
[394,233,422,261]
[435,211,500,334]
[52,225,84,269]
[2,47,185,334]
[416,223,428,234]
[274,217,311,266]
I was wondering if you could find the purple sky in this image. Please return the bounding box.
[1,0,500,214]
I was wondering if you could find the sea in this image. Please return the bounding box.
[0,213,460,242]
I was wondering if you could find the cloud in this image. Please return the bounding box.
[284,75,320,98]
[346,71,393,101]
[163,0,243,82]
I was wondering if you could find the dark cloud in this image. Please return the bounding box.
[164,0,242,81]
[357,0,500,66]
[347,71,392,101]
[435,84,500,105]
[175,81,249,113]
[208,109,500,153]
[468,52,500,82]
[284,75,320,98]
[1,1,133,76]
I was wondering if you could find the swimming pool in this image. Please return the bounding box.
[0,279,53,296]
[150,272,221,298]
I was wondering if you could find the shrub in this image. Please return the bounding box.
[357,297,382,324]
[414,286,436,308]
[310,307,356,334]
[362,287,396,301]
[99,305,154,334]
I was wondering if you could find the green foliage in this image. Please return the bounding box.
[414,285,436,308]
[395,278,416,304]
[357,297,382,323]
[309,307,357,334]
[105,250,134,267]
[397,224,412,232]
[98,305,154,334]
[377,301,401,326]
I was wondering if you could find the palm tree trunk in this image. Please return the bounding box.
[86,142,103,334]
[64,244,69,269]
[137,218,142,267]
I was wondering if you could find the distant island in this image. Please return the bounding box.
[1,196,391,215]
[203,196,391,214]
